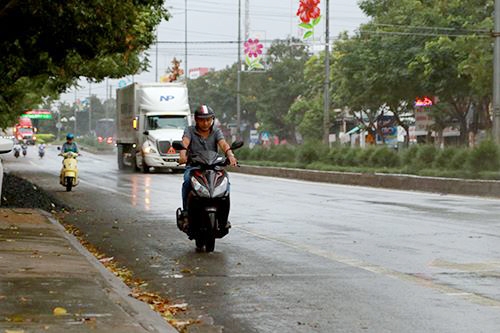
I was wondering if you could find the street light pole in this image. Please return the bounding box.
[236,0,242,139]
[185,0,188,80]
[73,89,77,135]
[493,0,500,144]
[89,83,92,135]
[323,0,330,145]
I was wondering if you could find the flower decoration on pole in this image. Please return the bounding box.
[161,57,184,82]
[244,38,264,70]
[297,0,321,39]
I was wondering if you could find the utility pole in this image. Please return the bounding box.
[74,89,77,135]
[88,83,92,135]
[493,0,500,144]
[155,31,159,82]
[236,0,242,139]
[323,0,330,144]
[245,0,249,40]
[185,0,188,80]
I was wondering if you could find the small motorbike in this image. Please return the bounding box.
[58,150,80,191]
[13,145,20,158]
[174,141,243,252]
[21,144,27,157]
[38,145,45,158]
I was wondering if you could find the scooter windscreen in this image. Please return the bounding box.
[189,150,226,168]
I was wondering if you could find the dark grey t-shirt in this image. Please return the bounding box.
[183,125,224,160]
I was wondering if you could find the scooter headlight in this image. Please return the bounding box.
[191,177,210,197]
[212,177,228,197]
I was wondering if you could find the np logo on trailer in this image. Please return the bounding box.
[160,95,175,102]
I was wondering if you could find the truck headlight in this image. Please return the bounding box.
[143,141,157,154]
[143,146,157,154]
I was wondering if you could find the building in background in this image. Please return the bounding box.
[189,67,214,80]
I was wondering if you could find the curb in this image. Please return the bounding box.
[231,165,500,198]
[40,209,178,333]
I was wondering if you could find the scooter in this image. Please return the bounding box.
[38,145,45,158]
[174,141,243,252]
[21,144,27,157]
[13,145,20,158]
[58,149,80,191]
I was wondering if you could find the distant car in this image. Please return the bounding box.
[0,138,14,204]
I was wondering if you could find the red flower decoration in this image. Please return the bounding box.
[296,0,321,24]
[244,38,264,58]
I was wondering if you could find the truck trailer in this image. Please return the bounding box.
[116,82,191,172]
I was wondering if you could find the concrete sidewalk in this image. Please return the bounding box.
[0,208,177,333]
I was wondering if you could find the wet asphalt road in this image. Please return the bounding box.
[3,145,500,332]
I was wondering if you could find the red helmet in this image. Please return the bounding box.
[194,104,215,119]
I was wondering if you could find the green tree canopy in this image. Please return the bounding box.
[0,0,169,127]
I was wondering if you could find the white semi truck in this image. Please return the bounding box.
[116,82,191,172]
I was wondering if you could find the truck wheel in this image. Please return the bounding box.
[142,160,150,173]
[117,145,125,170]
[131,152,140,172]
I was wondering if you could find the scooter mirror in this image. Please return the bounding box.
[57,146,61,151]
[230,141,244,150]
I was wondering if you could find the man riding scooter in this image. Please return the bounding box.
[38,143,46,158]
[58,133,81,191]
[177,105,238,233]
[61,133,79,154]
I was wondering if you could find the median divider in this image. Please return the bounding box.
[232,165,500,198]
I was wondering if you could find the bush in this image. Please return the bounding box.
[357,146,376,167]
[468,140,500,172]
[328,146,352,166]
[343,148,361,166]
[416,145,438,168]
[248,145,267,161]
[35,133,55,144]
[370,146,400,168]
[267,145,296,162]
[296,141,322,165]
[236,147,251,160]
[401,144,420,167]
[450,149,470,170]
[433,147,458,169]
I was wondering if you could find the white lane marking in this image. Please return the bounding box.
[236,226,500,308]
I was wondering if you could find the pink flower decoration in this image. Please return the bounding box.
[296,0,321,24]
[244,38,264,58]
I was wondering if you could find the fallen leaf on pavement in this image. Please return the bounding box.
[169,303,188,311]
[53,307,68,316]
[98,257,114,263]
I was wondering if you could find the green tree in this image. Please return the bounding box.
[0,0,169,127]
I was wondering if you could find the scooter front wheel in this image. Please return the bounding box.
[205,236,215,252]
[65,177,73,192]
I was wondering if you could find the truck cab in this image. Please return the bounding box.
[14,117,36,144]
[116,82,191,172]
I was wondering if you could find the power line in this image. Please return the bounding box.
[358,29,490,38]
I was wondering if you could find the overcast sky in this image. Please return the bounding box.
[59,0,368,104]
